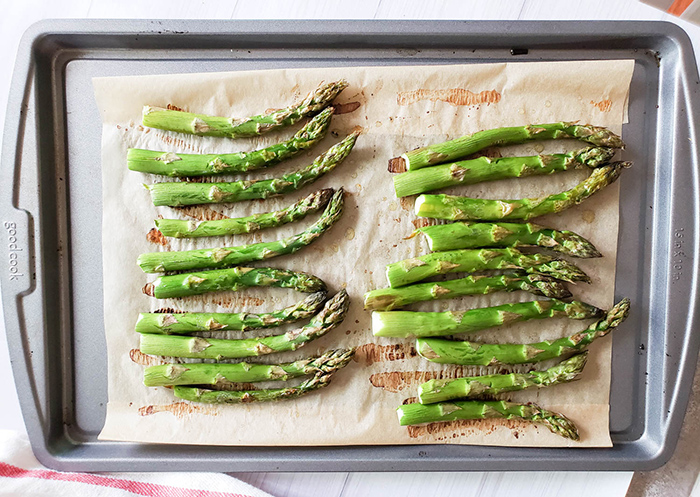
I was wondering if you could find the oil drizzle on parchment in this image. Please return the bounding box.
[129,348,168,367]
[146,228,169,246]
[406,418,527,440]
[369,368,470,392]
[138,402,218,419]
[411,218,438,229]
[334,102,361,115]
[173,206,230,221]
[354,343,417,365]
[590,99,612,112]
[397,89,501,107]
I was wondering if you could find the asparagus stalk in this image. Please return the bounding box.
[363,273,571,311]
[415,162,628,221]
[142,80,348,138]
[128,107,333,177]
[143,347,353,386]
[143,267,326,299]
[418,353,588,404]
[135,291,326,334]
[385,248,590,288]
[138,188,344,273]
[396,400,579,440]
[394,122,624,172]
[147,131,359,206]
[371,299,604,338]
[139,290,349,359]
[393,147,615,197]
[414,221,601,258]
[173,347,354,403]
[417,298,630,365]
[156,189,332,238]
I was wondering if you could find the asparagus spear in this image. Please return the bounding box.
[135,291,326,334]
[418,353,588,404]
[413,221,601,258]
[396,400,579,440]
[363,273,571,311]
[139,290,349,359]
[143,347,353,386]
[143,267,326,299]
[371,300,604,338]
[393,122,624,172]
[385,248,589,288]
[417,298,630,365]
[138,188,344,273]
[156,189,332,238]
[393,146,615,197]
[142,80,348,138]
[128,107,333,177]
[173,347,354,403]
[415,162,628,221]
[147,131,359,206]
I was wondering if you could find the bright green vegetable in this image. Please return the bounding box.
[135,291,326,334]
[416,298,630,365]
[393,146,615,197]
[415,162,628,221]
[143,267,326,299]
[363,273,571,311]
[139,290,349,359]
[418,353,588,404]
[138,188,344,273]
[396,400,579,440]
[385,248,589,288]
[128,107,333,176]
[142,80,347,138]
[414,221,601,258]
[371,300,603,338]
[155,189,332,238]
[395,122,624,171]
[144,348,353,387]
[147,131,359,206]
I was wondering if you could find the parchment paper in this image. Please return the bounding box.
[95,59,634,447]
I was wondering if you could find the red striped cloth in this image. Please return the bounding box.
[0,430,273,497]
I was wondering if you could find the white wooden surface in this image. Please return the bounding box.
[2,1,700,496]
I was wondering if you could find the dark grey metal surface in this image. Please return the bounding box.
[1,19,699,472]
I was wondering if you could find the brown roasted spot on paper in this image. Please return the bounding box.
[129,348,168,367]
[355,343,417,366]
[387,157,407,173]
[156,134,200,152]
[590,99,612,112]
[153,307,186,314]
[412,218,438,229]
[397,88,501,107]
[351,125,368,135]
[211,296,265,308]
[334,102,361,115]
[138,402,218,419]
[146,228,169,246]
[174,206,230,221]
[399,197,414,211]
[581,210,596,224]
[369,368,469,393]
[166,104,185,112]
[406,418,529,441]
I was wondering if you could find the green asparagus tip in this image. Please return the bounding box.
[606,298,631,327]
[560,351,589,373]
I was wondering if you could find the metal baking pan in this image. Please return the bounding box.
[1,19,698,472]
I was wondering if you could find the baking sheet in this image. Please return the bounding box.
[94,59,634,447]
